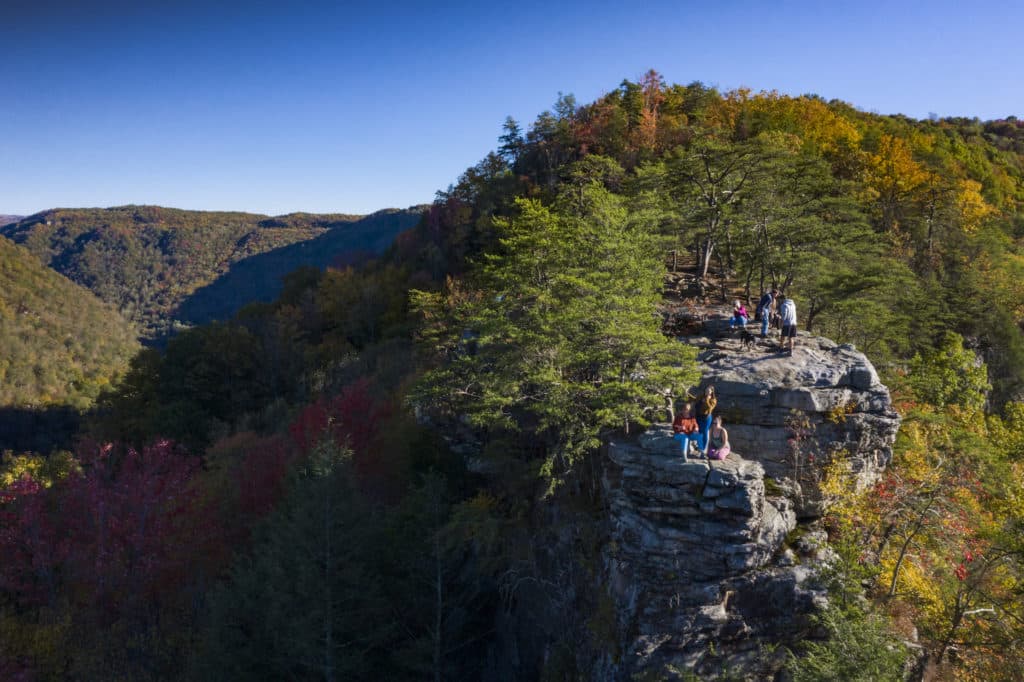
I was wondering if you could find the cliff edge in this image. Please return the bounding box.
[600,332,900,679]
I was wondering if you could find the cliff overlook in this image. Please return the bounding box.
[601,326,900,679]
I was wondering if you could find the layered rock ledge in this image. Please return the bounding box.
[598,332,898,678]
[603,429,827,678]
[690,334,901,516]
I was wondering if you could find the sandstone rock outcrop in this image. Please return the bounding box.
[603,429,828,678]
[596,331,899,679]
[475,324,900,680]
[689,333,900,516]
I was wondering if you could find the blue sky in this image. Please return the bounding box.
[2,0,1021,216]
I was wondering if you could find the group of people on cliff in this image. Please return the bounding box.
[673,289,800,461]
[731,289,798,356]
[671,386,730,460]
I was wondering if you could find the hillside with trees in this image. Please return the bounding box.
[1,206,422,339]
[2,73,1023,680]
[0,235,139,449]
[174,208,422,327]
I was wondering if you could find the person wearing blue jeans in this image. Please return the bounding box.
[672,403,702,455]
[694,385,717,456]
[757,289,777,338]
[730,300,748,330]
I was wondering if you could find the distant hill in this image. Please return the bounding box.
[0,235,139,414]
[0,215,23,227]
[175,209,422,327]
[1,206,421,339]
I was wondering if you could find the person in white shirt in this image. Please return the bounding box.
[780,294,797,356]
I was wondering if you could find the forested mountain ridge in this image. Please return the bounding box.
[1,205,422,339]
[2,73,1024,680]
[0,215,23,227]
[0,235,138,410]
[175,208,422,327]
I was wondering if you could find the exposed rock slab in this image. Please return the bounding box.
[603,431,825,679]
[694,334,900,516]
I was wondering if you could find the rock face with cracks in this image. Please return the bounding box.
[596,333,898,679]
[602,430,828,679]
[690,333,901,517]
[473,329,898,680]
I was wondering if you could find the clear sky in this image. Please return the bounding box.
[2,0,1021,216]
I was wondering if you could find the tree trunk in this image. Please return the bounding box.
[888,496,935,598]
[700,239,715,280]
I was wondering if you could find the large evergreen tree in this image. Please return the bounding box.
[411,161,699,484]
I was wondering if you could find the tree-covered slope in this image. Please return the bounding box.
[5,73,1024,681]
[0,205,417,339]
[0,215,22,227]
[174,208,422,327]
[0,235,138,409]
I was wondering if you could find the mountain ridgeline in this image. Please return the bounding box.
[1,205,423,340]
[175,209,422,327]
[2,73,1024,680]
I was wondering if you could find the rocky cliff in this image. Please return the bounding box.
[602,430,830,679]
[686,332,901,517]
[597,331,900,680]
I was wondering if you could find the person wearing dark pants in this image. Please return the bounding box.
[780,294,797,356]
[757,289,777,339]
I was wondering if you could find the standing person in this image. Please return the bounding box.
[756,289,777,339]
[672,403,701,456]
[780,293,797,356]
[695,385,717,456]
[730,300,748,330]
[707,415,731,460]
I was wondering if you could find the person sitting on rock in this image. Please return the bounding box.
[707,415,731,460]
[672,402,702,456]
[730,300,748,330]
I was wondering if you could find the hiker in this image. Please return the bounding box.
[780,293,797,356]
[672,402,702,456]
[729,300,748,330]
[756,289,777,339]
[695,385,717,455]
[707,415,731,460]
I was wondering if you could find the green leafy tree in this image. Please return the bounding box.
[663,136,763,279]
[786,607,909,682]
[907,332,990,410]
[411,169,698,485]
[378,473,493,681]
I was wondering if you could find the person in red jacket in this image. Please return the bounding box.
[672,402,702,456]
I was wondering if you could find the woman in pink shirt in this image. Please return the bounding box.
[730,300,748,329]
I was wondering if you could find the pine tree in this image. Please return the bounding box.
[411,161,698,485]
